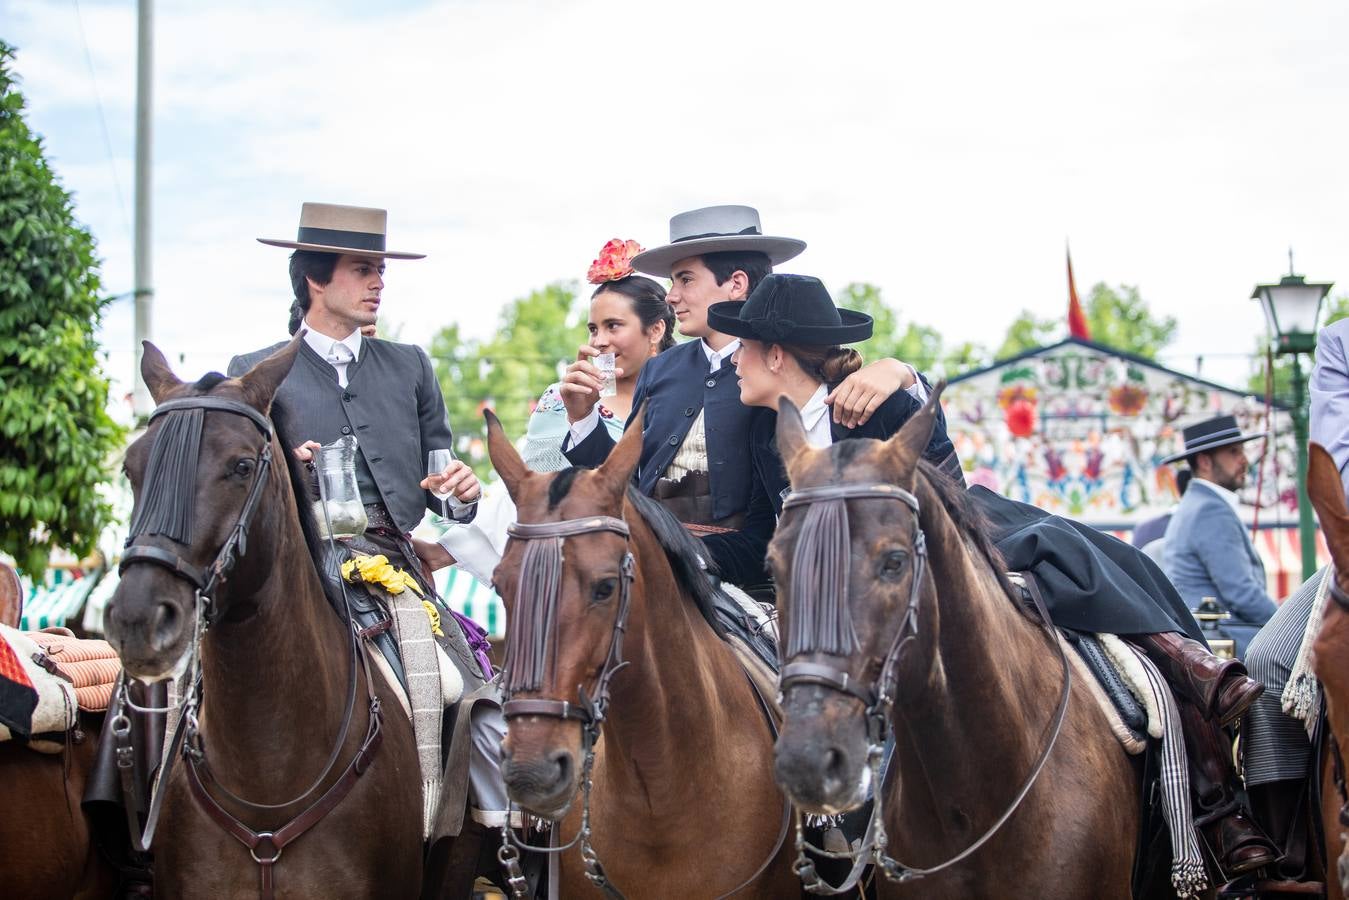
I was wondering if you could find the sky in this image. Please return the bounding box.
[4,0,1349,417]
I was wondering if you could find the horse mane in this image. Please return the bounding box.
[915,460,1015,599]
[625,487,727,639]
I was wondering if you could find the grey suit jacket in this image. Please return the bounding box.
[228,337,465,534]
[1311,317,1349,496]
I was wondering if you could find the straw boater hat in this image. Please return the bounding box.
[630,205,806,277]
[707,274,873,345]
[258,202,425,259]
[1159,414,1268,466]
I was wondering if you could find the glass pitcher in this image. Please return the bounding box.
[313,435,367,539]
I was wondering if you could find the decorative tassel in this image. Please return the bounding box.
[505,536,562,693]
[129,408,205,545]
[785,498,859,658]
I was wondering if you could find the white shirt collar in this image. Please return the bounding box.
[702,338,741,372]
[1192,476,1241,511]
[302,322,363,364]
[800,384,833,449]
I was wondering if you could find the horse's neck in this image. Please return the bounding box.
[888,486,1063,841]
[597,529,747,812]
[197,517,353,790]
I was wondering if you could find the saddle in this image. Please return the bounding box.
[0,625,119,752]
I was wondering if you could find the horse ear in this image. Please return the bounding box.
[485,408,529,499]
[596,404,644,495]
[238,337,303,413]
[776,396,810,480]
[886,379,946,468]
[140,341,183,404]
[1308,443,1349,577]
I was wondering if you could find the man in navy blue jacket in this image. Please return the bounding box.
[560,205,924,587]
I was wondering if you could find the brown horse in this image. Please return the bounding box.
[486,409,798,898]
[1306,441,1349,899]
[0,562,117,899]
[768,390,1151,898]
[103,341,426,899]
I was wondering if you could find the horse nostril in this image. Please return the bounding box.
[547,749,573,789]
[824,747,846,780]
[150,602,182,651]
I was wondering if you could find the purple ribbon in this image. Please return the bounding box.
[448,609,495,680]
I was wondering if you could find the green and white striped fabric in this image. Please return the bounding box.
[20,570,104,631]
[434,566,506,640]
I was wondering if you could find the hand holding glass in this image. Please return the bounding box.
[427,449,471,517]
[594,352,617,399]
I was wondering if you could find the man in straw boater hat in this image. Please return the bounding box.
[560,205,927,590]
[230,202,527,892]
[1159,414,1278,656]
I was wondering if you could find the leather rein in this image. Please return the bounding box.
[776,481,1072,894]
[495,512,790,900]
[111,395,382,900]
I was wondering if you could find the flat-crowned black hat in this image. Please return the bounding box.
[706,274,873,345]
[1159,414,1268,466]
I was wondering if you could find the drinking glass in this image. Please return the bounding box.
[428,448,470,518]
[594,352,617,399]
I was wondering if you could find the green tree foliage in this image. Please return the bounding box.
[0,43,123,577]
[838,282,989,379]
[997,282,1176,361]
[1247,294,1349,398]
[431,282,584,476]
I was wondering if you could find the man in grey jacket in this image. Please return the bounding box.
[1161,414,1278,656]
[230,203,517,888]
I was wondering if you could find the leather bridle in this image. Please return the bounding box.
[119,396,277,618]
[775,480,1072,894]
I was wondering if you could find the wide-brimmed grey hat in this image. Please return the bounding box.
[1159,414,1268,465]
[258,202,426,259]
[630,205,806,276]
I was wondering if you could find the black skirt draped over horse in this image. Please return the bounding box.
[730,385,1207,644]
[967,486,1206,643]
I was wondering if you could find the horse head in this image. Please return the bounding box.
[1307,442,1349,895]
[486,406,643,820]
[106,340,302,680]
[769,386,946,815]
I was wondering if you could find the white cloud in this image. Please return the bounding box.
[5,0,1349,398]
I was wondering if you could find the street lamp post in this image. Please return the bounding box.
[1252,260,1333,581]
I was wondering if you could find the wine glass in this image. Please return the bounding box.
[427,448,469,518]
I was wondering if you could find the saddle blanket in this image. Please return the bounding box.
[0,625,79,752]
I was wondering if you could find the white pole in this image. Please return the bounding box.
[132,0,154,419]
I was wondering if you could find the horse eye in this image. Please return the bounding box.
[591,578,618,603]
[232,458,256,478]
[878,550,908,580]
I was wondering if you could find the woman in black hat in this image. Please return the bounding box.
[706,274,1279,875]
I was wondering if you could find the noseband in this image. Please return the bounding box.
[776,479,1071,894]
[119,396,276,623]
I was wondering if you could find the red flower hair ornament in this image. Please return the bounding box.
[587,238,645,284]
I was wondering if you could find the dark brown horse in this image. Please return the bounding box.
[768,390,1148,898]
[103,341,426,899]
[486,409,798,898]
[1306,442,1349,899]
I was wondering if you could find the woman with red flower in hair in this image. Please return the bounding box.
[420,239,675,582]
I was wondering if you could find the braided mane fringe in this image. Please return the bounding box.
[504,535,562,692]
[786,497,859,657]
[127,407,205,545]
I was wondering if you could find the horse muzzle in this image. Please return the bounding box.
[502,747,578,821]
[105,583,192,682]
